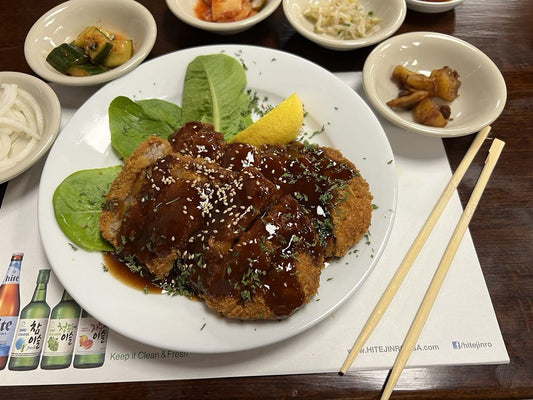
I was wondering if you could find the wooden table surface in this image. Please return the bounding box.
[1,0,531,398]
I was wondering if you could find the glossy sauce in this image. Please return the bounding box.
[103,253,161,294]
[189,193,322,317]
[221,141,356,247]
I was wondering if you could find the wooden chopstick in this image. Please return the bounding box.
[339,126,492,375]
[380,138,505,400]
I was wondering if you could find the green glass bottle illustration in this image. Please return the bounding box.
[8,269,51,371]
[73,309,109,368]
[40,290,81,369]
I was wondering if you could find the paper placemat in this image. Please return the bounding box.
[0,73,508,386]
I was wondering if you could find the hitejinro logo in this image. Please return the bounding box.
[452,340,493,350]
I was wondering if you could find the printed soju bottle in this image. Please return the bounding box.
[0,253,23,370]
[40,289,81,369]
[73,309,109,368]
[8,269,51,371]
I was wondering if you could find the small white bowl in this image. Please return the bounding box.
[24,0,157,86]
[283,0,406,51]
[406,0,464,14]
[0,72,61,183]
[166,0,282,35]
[362,32,507,137]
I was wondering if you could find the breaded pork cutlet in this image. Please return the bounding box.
[100,136,278,278]
[191,194,323,319]
[169,122,373,259]
[319,146,373,257]
[99,135,323,319]
[101,122,373,320]
[99,136,172,256]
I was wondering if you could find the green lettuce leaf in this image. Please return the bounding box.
[53,166,122,251]
[181,54,252,140]
[109,96,182,159]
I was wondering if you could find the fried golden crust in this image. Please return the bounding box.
[320,147,373,258]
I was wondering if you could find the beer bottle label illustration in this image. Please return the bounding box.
[0,253,23,370]
[9,269,51,371]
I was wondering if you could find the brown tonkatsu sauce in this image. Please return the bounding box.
[170,122,357,249]
[221,141,356,246]
[103,253,161,294]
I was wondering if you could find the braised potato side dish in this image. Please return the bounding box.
[387,65,461,127]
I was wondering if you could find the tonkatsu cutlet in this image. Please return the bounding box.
[100,121,373,320]
[169,122,373,258]
[99,134,323,319]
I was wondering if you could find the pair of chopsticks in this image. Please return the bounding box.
[339,126,505,400]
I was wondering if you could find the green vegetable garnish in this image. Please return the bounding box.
[53,166,122,251]
[181,54,252,140]
[109,97,182,159]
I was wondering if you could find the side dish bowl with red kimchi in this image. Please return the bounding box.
[166,0,282,34]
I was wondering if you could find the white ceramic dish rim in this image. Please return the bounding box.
[24,0,157,86]
[0,71,61,184]
[363,31,507,137]
[38,44,397,353]
[406,0,464,13]
[283,0,406,50]
[165,0,282,33]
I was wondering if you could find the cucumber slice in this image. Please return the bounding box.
[102,40,134,68]
[66,64,109,77]
[46,43,90,74]
[72,26,113,64]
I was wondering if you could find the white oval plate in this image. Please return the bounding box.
[38,45,397,353]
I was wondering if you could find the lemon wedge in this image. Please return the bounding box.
[229,93,303,146]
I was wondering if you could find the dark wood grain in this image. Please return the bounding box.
[1,0,532,398]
